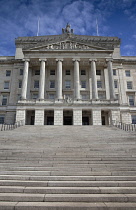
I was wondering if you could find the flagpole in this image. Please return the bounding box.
[37,17,40,36]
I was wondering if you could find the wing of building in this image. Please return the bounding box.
[0,24,136,126]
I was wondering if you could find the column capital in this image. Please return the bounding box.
[72,58,80,62]
[106,58,113,62]
[22,59,30,62]
[89,59,97,62]
[56,58,63,62]
[39,59,47,62]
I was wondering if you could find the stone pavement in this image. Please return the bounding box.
[0,125,136,209]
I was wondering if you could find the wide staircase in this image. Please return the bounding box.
[0,125,136,209]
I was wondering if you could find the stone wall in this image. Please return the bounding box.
[5,112,16,124]
[92,110,101,125]
[16,110,25,123]
[35,110,44,125]
[73,109,82,125]
[110,110,120,123]
[54,109,63,125]
[121,112,131,124]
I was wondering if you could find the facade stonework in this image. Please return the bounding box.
[0,24,136,126]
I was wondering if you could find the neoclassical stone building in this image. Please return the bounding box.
[0,24,136,125]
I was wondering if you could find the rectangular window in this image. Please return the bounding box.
[32,94,38,99]
[129,95,134,106]
[66,70,70,75]
[127,81,132,89]
[19,80,22,88]
[35,70,40,75]
[50,80,55,88]
[96,70,101,75]
[20,69,23,75]
[125,70,130,77]
[113,69,116,76]
[65,80,71,89]
[4,81,9,89]
[50,70,55,75]
[6,70,11,76]
[81,81,86,88]
[132,115,136,124]
[98,92,106,99]
[82,95,87,100]
[114,80,118,88]
[2,95,7,106]
[81,70,86,75]
[17,94,21,101]
[34,80,39,88]
[115,94,119,100]
[0,115,5,124]
[97,80,102,88]
[49,94,55,99]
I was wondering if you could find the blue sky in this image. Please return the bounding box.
[0,0,136,56]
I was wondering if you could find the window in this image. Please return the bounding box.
[97,80,102,88]
[96,70,101,75]
[125,70,130,77]
[32,94,38,99]
[2,95,7,106]
[19,80,22,88]
[50,70,55,75]
[17,94,21,101]
[20,69,23,75]
[114,80,118,88]
[115,94,119,100]
[34,80,39,88]
[65,80,71,89]
[98,92,106,99]
[132,115,136,124]
[4,81,9,89]
[0,115,5,124]
[127,81,132,89]
[50,80,55,88]
[81,70,86,75]
[49,94,55,99]
[66,70,70,75]
[35,70,40,75]
[128,95,134,106]
[82,94,87,100]
[6,70,11,76]
[113,69,116,76]
[81,81,86,88]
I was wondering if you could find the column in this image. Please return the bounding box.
[107,59,115,100]
[73,59,80,100]
[56,59,63,99]
[21,59,29,100]
[39,59,46,100]
[104,68,110,100]
[89,59,98,100]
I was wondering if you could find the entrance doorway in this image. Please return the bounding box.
[44,110,54,125]
[26,110,35,125]
[101,111,109,125]
[82,110,91,125]
[63,110,73,125]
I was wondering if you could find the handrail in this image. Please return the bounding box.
[112,120,136,132]
[1,120,25,131]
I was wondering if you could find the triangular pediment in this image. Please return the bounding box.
[24,40,109,51]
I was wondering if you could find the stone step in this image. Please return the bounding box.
[1,180,136,187]
[1,186,136,194]
[1,193,136,202]
[0,175,136,181]
[0,202,136,210]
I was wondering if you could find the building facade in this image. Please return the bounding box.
[0,24,136,126]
